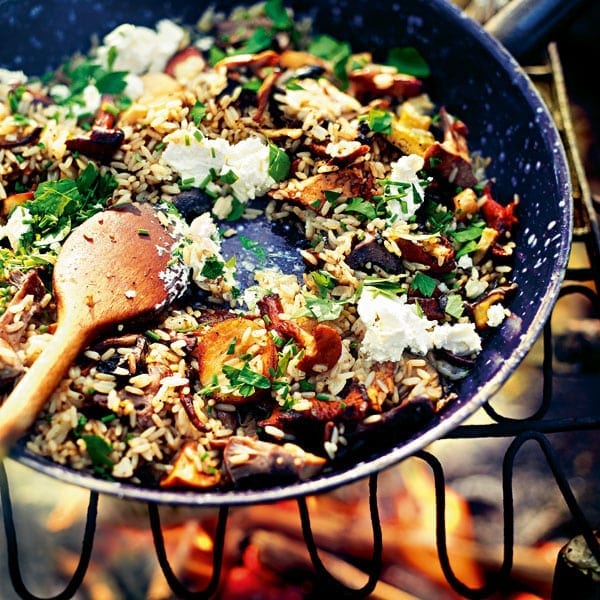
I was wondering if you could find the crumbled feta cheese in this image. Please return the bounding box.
[123,73,145,100]
[387,154,426,221]
[51,83,101,117]
[357,288,435,362]
[432,322,482,356]
[457,254,474,270]
[0,68,27,86]
[96,20,185,74]
[77,84,102,117]
[357,287,482,362]
[162,132,276,206]
[486,303,507,328]
[0,205,31,251]
[465,277,489,298]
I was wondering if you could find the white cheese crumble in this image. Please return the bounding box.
[356,287,482,362]
[486,303,507,328]
[96,20,185,75]
[0,205,32,251]
[162,132,276,205]
[0,68,27,86]
[386,154,426,221]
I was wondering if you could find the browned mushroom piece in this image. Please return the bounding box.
[259,382,369,433]
[423,106,477,189]
[308,141,370,167]
[215,49,280,73]
[222,435,326,483]
[1,191,34,219]
[268,167,375,214]
[349,64,423,102]
[278,49,330,71]
[0,126,43,149]
[346,233,404,274]
[65,95,125,161]
[193,316,278,404]
[253,68,282,124]
[395,234,456,273]
[164,46,206,81]
[160,440,222,489]
[0,270,47,349]
[468,283,518,330]
[257,293,342,374]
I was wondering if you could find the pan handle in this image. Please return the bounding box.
[484,0,592,60]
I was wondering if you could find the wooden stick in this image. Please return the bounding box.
[250,529,420,600]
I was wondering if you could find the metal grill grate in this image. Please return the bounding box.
[1,42,599,600]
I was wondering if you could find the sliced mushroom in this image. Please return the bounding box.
[65,95,124,162]
[160,440,222,489]
[164,46,206,81]
[349,64,423,102]
[257,294,342,373]
[268,167,375,214]
[0,126,42,149]
[193,316,277,404]
[423,107,477,189]
[223,436,326,483]
[0,270,46,348]
[215,50,280,73]
[395,234,456,274]
[1,190,34,218]
[468,283,518,330]
[346,234,404,274]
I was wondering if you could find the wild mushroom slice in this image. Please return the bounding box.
[193,316,277,404]
[268,167,375,214]
[348,64,423,101]
[394,235,456,274]
[160,440,221,489]
[468,283,518,330]
[423,106,477,189]
[0,270,47,349]
[257,293,342,373]
[223,436,326,483]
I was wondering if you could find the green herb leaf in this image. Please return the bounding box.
[200,256,225,279]
[190,100,207,126]
[239,235,268,263]
[82,434,114,470]
[265,0,293,30]
[358,108,393,135]
[445,293,465,318]
[343,196,377,221]
[411,272,438,297]
[386,47,431,78]
[308,34,351,87]
[268,143,290,182]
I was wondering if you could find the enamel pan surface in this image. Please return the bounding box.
[1,0,572,506]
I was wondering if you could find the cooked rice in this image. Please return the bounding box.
[0,2,519,492]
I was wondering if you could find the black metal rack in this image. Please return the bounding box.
[1,42,599,600]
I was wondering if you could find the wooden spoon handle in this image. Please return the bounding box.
[0,318,87,453]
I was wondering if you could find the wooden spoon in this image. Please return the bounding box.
[0,202,188,452]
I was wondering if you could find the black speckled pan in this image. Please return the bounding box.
[0,0,572,506]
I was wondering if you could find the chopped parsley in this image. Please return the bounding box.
[268,143,291,182]
[386,47,431,78]
[358,108,393,135]
[222,363,271,397]
[200,256,226,279]
[411,271,438,297]
[445,293,465,318]
[190,101,207,126]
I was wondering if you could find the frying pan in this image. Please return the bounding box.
[0,0,577,506]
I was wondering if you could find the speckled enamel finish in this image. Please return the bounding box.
[1,0,572,506]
